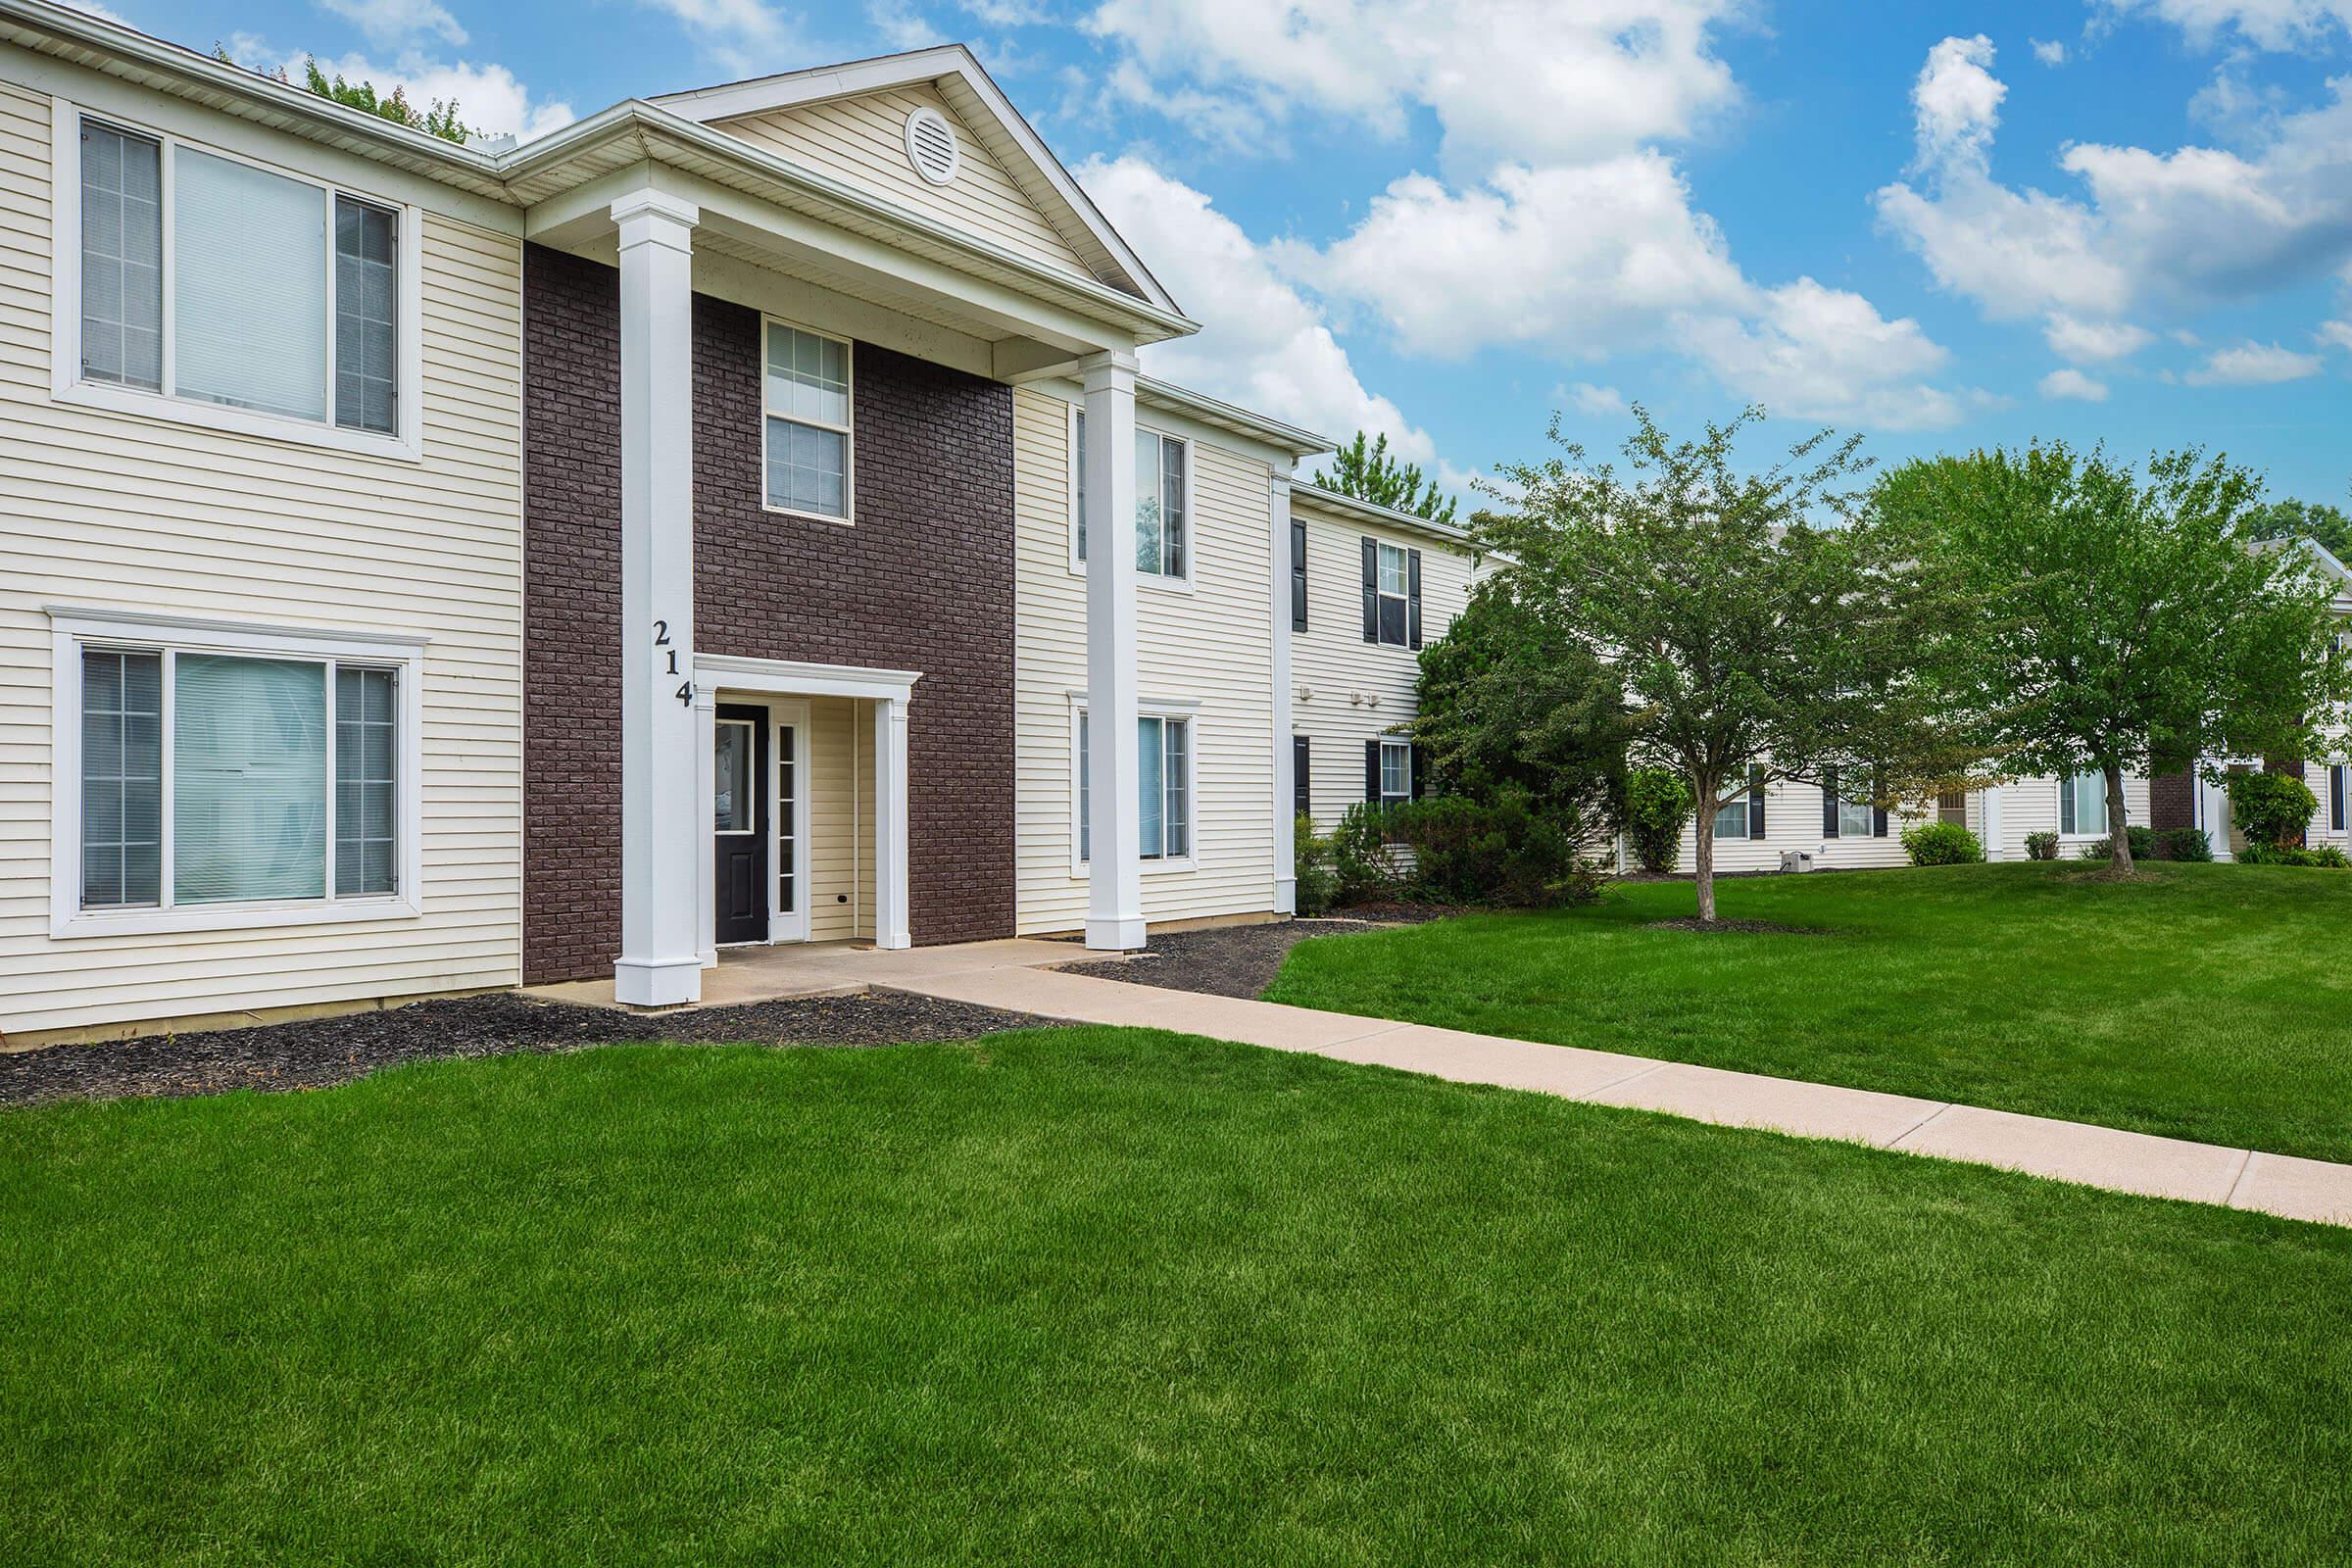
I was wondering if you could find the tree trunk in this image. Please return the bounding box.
[1693,791,1717,921]
[2106,762,2133,874]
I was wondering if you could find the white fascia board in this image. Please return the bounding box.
[1290,484,1479,553]
[647,43,1181,318]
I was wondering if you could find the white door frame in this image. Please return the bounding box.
[768,699,812,943]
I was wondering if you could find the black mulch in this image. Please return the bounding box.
[1058,906,1461,1000]
[0,989,1053,1109]
[1643,917,1826,936]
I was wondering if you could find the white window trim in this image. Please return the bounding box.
[2059,772,2113,840]
[1067,691,1202,877]
[1065,404,1195,593]
[1378,738,1413,807]
[47,607,428,939]
[760,315,856,526]
[48,97,425,464]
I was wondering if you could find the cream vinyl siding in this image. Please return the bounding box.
[1011,387,1280,934]
[1289,503,1477,829]
[1665,771,2153,873]
[713,86,1096,287]
[802,696,873,942]
[0,75,524,1036]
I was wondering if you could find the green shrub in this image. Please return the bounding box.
[2156,827,2213,861]
[2077,838,2114,861]
[1326,796,1607,909]
[2024,831,2059,861]
[1623,768,1692,873]
[1900,820,1984,865]
[1293,813,1338,916]
[2129,824,2155,859]
[2228,770,2318,849]
[2238,842,2347,868]
[1330,804,1400,906]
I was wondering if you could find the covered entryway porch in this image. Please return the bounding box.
[694,656,916,969]
[522,934,1088,1010]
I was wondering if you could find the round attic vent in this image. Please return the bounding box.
[904,105,960,186]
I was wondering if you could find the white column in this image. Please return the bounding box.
[1083,349,1146,950]
[694,686,717,970]
[1268,469,1297,915]
[612,188,704,1007]
[1982,784,2004,860]
[872,696,911,950]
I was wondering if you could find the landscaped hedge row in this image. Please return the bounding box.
[1296,798,1606,914]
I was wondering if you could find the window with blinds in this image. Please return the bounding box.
[75,117,401,435]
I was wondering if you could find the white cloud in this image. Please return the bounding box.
[2320,318,2352,349]
[54,0,127,22]
[290,50,576,141]
[1679,279,1966,430]
[2044,312,2156,362]
[1910,34,2005,172]
[320,0,467,48]
[1876,37,2352,324]
[1087,0,1743,172]
[639,0,798,76]
[1076,156,1436,460]
[864,0,944,51]
[1286,156,1750,360]
[2039,368,2110,400]
[2182,339,2324,382]
[1561,381,1627,415]
[2094,0,2352,52]
[2032,37,2071,64]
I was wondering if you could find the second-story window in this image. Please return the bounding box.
[76,117,401,435]
[1073,416,1186,579]
[764,322,853,520]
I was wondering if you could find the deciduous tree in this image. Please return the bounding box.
[1879,443,2352,873]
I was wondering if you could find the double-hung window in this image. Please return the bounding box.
[2061,772,2109,836]
[1375,544,1409,645]
[1075,708,1193,864]
[1712,793,1749,840]
[57,614,420,935]
[764,321,853,520]
[1378,740,1412,808]
[1072,411,1187,579]
[71,114,405,440]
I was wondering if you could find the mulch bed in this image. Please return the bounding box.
[0,989,1051,1109]
[1643,917,1827,936]
[1059,906,1463,1000]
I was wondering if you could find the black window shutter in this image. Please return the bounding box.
[1294,736,1311,818]
[1411,745,1427,801]
[1360,538,1377,643]
[2335,765,2346,831]
[1749,765,1766,840]
[2060,778,2076,835]
[1407,549,1423,650]
[1290,521,1307,633]
[1872,770,1888,837]
[1821,766,1839,838]
[1364,739,1381,802]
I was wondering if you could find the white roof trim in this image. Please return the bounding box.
[1291,483,1477,551]
[695,653,920,704]
[649,44,1178,316]
[1137,376,1332,461]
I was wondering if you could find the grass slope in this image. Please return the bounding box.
[1267,862,2352,1162]
[5,1030,2351,1564]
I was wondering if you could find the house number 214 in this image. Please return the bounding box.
[654,619,693,707]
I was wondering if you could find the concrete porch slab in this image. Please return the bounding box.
[521,937,1102,1012]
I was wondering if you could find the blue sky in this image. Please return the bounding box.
[98,0,2352,507]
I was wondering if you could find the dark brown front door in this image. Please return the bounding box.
[714,705,768,945]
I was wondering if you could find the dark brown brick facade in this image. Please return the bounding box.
[521,243,1017,983]
[2149,769,2194,831]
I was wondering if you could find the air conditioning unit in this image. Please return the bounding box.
[1779,850,1816,873]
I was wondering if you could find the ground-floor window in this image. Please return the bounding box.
[1378,740,1412,808]
[1076,707,1194,864]
[57,614,419,932]
[2061,771,2109,837]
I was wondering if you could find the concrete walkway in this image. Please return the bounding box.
[901,963,2352,1230]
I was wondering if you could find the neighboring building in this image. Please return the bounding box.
[1286,485,1482,831]
[1685,771,2152,873]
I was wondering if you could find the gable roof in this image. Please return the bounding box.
[1291,483,1478,553]
[651,45,1174,316]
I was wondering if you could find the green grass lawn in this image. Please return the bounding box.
[1266,861,2352,1163]
[4,1030,2349,1564]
